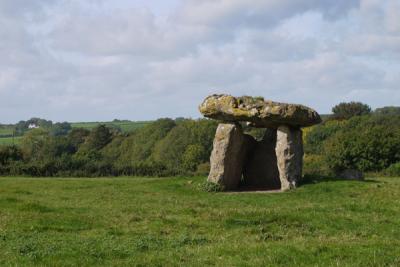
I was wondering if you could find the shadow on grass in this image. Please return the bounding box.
[299,174,381,186]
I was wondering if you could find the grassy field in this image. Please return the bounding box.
[71,121,152,132]
[0,127,13,136]
[0,136,21,145]
[0,176,399,266]
[0,121,152,145]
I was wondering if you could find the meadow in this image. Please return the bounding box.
[0,136,21,145]
[0,176,399,266]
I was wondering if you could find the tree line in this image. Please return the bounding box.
[0,103,399,178]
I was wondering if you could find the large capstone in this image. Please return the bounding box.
[207,123,247,190]
[242,129,280,190]
[199,94,321,128]
[275,125,304,191]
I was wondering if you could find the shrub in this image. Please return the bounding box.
[198,181,224,192]
[303,154,331,177]
[195,162,210,176]
[304,120,346,154]
[384,163,400,177]
[332,102,371,120]
[375,106,400,115]
[324,116,400,172]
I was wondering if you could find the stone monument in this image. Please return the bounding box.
[199,94,321,191]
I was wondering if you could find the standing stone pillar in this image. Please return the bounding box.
[208,123,246,190]
[275,125,303,191]
[200,94,321,191]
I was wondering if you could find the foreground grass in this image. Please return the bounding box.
[0,177,399,266]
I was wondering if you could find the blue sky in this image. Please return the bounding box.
[0,0,399,123]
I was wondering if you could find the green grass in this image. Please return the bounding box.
[0,176,399,266]
[0,136,21,145]
[0,126,14,137]
[71,121,152,132]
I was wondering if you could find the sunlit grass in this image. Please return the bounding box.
[0,176,399,266]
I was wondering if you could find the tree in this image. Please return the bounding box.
[324,115,400,172]
[51,122,72,136]
[182,144,207,171]
[375,106,400,115]
[0,145,22,165]
[68,128,90,150]
[151,119,217,171]
[332,102,371,120]
[84,125,113,151]
[20,128,50,160]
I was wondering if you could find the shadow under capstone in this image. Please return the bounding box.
[240,129,281,190]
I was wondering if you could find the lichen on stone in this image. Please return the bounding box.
[199,94,321,128]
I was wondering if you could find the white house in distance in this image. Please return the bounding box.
[28,123,39,129]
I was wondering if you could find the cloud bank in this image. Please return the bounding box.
[0,0,399,123]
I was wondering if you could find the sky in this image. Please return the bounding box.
[0,0,399,123]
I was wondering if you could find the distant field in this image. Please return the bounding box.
[71,121,152,132]
[0,176,399,266]
[0,121,152,145]
[0,136,21,145]
[0,126,14,137]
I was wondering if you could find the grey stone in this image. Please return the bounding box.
[242,129,281,189]
[199,94,321,128]
[207,123,247,190]
[275,126,303,191]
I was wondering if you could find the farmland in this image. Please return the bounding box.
[70,121,152,132]
[0,120,152,145]
[0,136,22,145]
[0,176,399,266]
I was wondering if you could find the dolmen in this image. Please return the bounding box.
[199,94,321,191]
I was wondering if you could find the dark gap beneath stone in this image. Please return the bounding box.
[240,128,281,190]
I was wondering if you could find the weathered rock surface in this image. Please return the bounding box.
[275,126,304,191]
[199,94,321,128]
[207,123,247,190]
[242,129,281,189]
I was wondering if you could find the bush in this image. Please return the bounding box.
[332,102,371,120]
[198,181,224,192]
[323,115,400,172]
[303,154,331,177]
[195,162,210,176]
[375,106,400,115]
[384,163,400,177]
[304,120,347,154]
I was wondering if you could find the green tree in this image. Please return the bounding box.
[324,115,400,172]
[152,119,217,171]
[51,122,72,136]
[109,118,176,166]
[67,128,90,150]
[83,124,113,151]
[182,144,207,171]
[20,128,50,160]
[0,145,22,165]
[374,106,400,115]
[331,102,371,120]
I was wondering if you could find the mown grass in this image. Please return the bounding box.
[71,121,152,132]
[0,176,399,266]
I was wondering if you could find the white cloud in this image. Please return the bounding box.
[0,0,399,123]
